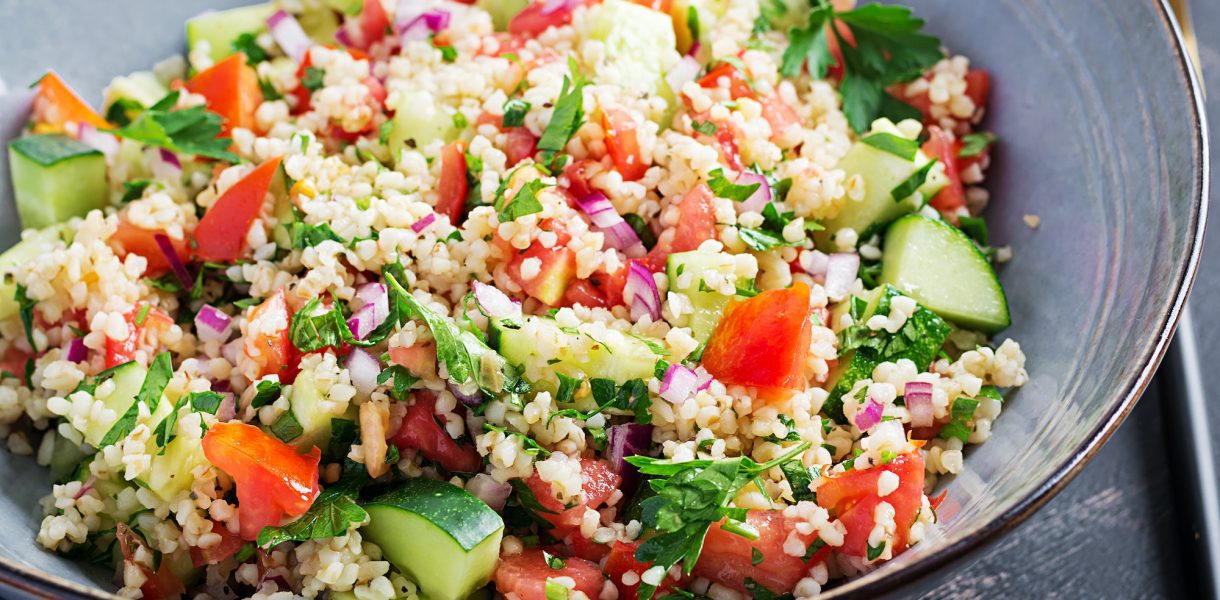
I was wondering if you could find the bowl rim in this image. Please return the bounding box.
[0,0,1209,598]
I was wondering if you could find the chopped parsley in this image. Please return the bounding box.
[860,132,919,160]
[119,180,152,204]
[691,119,718,135]
[707,168,759,202]
[257,467,368,548]
[959,131,997,158]
[100,353,173,447]
[109,91,238,161]
[537,60,588,170]
[503,99,531,128]
[891,159,938,202]
[780,460,817,502]
[623,213,657,250]
[497,179,546,223]
[452,111,469,130]
[548,378,651,425]
[938,396,980,443]
[288,297,352,353]
[377,365,420,402]
[249,379,283,408]
[290,222,346,249]
[484,424,550,457]
[778,2,942,132]
[231,32,269,65]
[957,215,989,246]
[270,411,304,443]
[14,285,36,350]
[737,202,821,252]
[301,67,326,92]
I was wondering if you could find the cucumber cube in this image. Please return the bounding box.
[8,135,108,230]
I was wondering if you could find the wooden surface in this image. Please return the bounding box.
[893,2,1220,597]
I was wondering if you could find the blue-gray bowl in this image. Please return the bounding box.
[0,0,1207,597]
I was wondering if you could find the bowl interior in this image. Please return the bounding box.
[0,0,1206,597]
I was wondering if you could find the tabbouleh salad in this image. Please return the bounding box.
[0,0,1028,598]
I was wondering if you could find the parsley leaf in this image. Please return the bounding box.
[377,365,420,402]
[270,411,304,443]
[707,168,760,202]
[231,33,269,65]
[250,379,283,408]
[497,179,546,222]
[326,418,359,462]
[290,222,346,249]
[301,67,326,92]
[503,99,531,128]
[289,297,351,353]
[485,424,550,457]
[100,353,173,447]
[938,396,979,443]
[691,120,718,135]
[860,132,919,160]
[959,131,997,158]
[257,469,368,548]
[109,91,238,161]
[14,285,36,350]
[890,159,938,202]
[780,460,817,502]
[119,180,152,204]
[537,62,588,168]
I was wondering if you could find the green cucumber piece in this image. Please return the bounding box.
[814,120,947,251]
[477,0,529,31]
[186,3,275,64]
[363,478,504,600]
[823,285,951,422]
[289,366,358,452]
[299,8,341,45]
[8,135,108,229]
[879,214,1011,333]
[489,316,664,389]
[143,434,208,501]
[47,432,93,483]
[103,71,168,114]
[0,227,63,320]
[386,90,457,164]
[81,362,147,447]
[322,0,364,16]
[665,250,751,343]
[583,0,678,123]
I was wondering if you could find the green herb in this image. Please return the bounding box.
[860,132,919,160]
[71,361,132,395]
[545,580,570,600]
[14,285,36,349]
[686,5,701,44]
[377,365,420,402]
[109,91,238,161]
[436,41,458,62]
[257,469,368,548]
[978,385,1003,403]
[153,391,224,449]
[378,121,394,145]
[537,61,588,168]
[707,168,759,202]
[290,222,346,249]
[484,424,550,457]
[190,391,224,414]
[556,373,582,404]
[270,411,304,443]
[549,377,650,426]
[231,32,269,65]
[452,111,469,130]
[259,78,283,101]
[957,215,988,246]
[234,542,256,563]
[326,418,359,462]
[301,67,326,92]
[289,297,351,353]
[105,98,144,128]
[879,449,897,465]
[503,99,531,128]
[938,396,979,443]
[134,304,151,327]
[588,427,607,451]
[497,179,546,222]
[866,541,886,561]
[744,577,793,600]
[623,213,657,250]
[858,260,883,288]
[803,538,826,561]
[763,414,801,443]
[781,3,942,132]
[780,460,816,502]
[691,120,718,135]
[772,177,793,202]
[959,131,997,158]
[890,159,938,202]
[120,180,152,204]
[250,379,283,408]
[627,442,810,598]
[100,353,173,447]
[543,550,566,570]
[751,547,764,566]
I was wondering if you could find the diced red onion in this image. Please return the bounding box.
[666,56,702,95]
[267,10,313,63]
[734,171,771,214]
[540,0,579,16]
[607,423,652,495]
[799,249,830,280]
[422,11,450,30]
[195,305,234,344]
[153,233,193,289]
[347,305,375,341]
[346,348,382,396]
[411,213,437,233]
[823,252,859,302]
[76,123,118,159]
[216,392,237,422]
[905,381,934,429]
[66,338,88,363]
[449,381,483,407]
[687,42,702,58]
[211,379,232,393]
[472,281,523,320]
[695,367,713,392]
[467,473,512,511]
[74,475,96,500]
[221,339,243,364]
[623,261,662,322]
[659,363,698,405]
[396,4,450,44]
[335,25,355,48]
[151,148,182,181]
[853,395,884,431]
[576,192,645,257]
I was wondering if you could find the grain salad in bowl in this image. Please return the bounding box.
[0,0,1028,598]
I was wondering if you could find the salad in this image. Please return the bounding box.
[0,0,1028,598]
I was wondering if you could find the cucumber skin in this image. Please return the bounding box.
[365,478,504,552]
[880,214,1011,333]
[9,136,108,230]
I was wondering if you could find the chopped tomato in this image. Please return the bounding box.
[505,126,539,167]
[0,347,31,382]
[921,126,965,218]
[31,72,108,134]
[523,457,621,536]
[243,290,297,381]
[494,549,604,599]
[693,511,826,594]
[701,282,812,400]
[190,521,246,567]
[563,159,598,199]
[570,534,612,562]
[505,220,577,306]
[714,123,745,171]
[357,0,392,50]
[185,53,261,136]
[602,106,648,181]
[963,69,990,112]
[111,219,191,278]
[817,451,925,555]
[141,560,187,600]
[562,261,628,309]
[509,0,596,36]
[606,541,683,599]
[390,391,483,473]
[388,343,437,379]
[761,96,801,142]
[195,156,283,262]
[105,304,172,368]
[437,140,469,225]
[698,62,755,101]
[201,422,321,541]
[642,184,717,271]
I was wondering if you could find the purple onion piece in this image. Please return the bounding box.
[76,124,119,158]
[853,396,885,431]
[66,338,88,363]
[576,192,644,255]
[607,423,653,497]
[904,381,934,428]
[153,233,193,289]
[449,381,484,407]
[267,10,314,63]
[467,473,512,511]
[659,363,698,404]
[216,393,237,422]
[411,212,437,233]
[472,281,522,320]
[346,347,382,395]
[623,261,662,322]
[734,171,771,213]
[195,305,233,344]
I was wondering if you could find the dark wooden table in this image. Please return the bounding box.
[892,4,1220,597]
